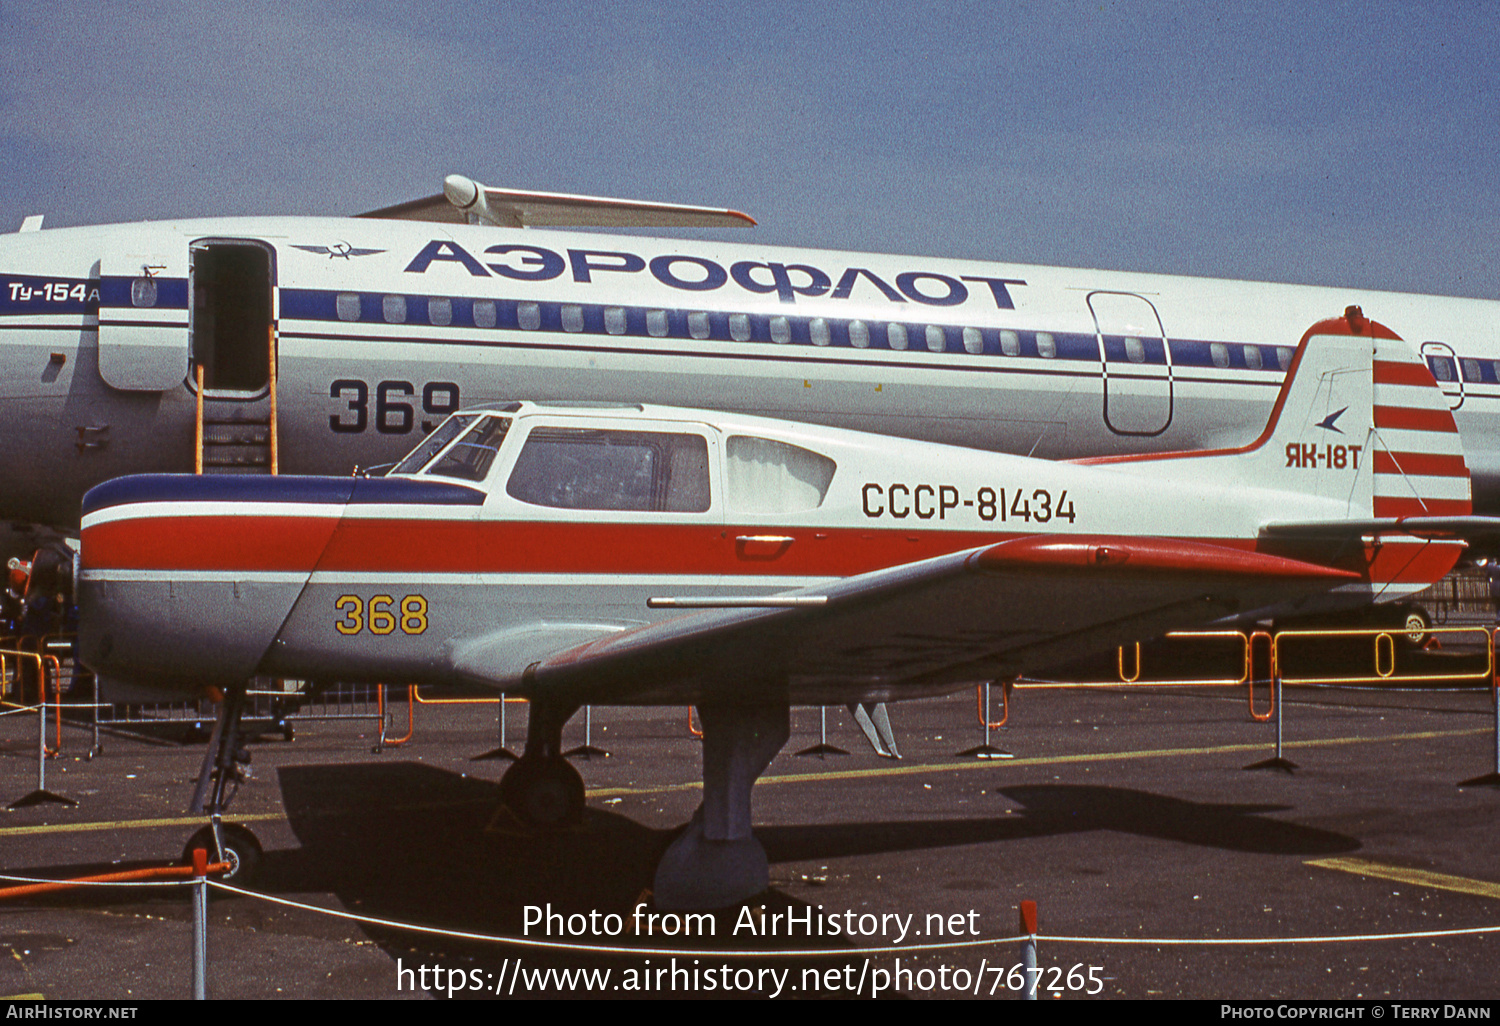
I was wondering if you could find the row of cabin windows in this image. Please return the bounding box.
[396,415,838,515]
[331,291,1295,369]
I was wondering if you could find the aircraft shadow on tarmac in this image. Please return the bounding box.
[265,765,1355,970]
[2,764,1361,995]
[757,783,1360,862]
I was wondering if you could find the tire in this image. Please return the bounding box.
[1401,608,1432,647]
[183,823,263,885]
[499,756,586,828]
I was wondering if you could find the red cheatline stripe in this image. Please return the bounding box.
[1373,360,1439,387]
[1373,451,1469,478]
[1372,497,1473,517]
[1373,406,1459,433]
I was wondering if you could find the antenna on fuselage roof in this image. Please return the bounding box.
[357,174,757,230]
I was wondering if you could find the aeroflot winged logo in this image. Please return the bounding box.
[402,240,1028,310]
[1316,407,1348,434]
[293,243,386,259]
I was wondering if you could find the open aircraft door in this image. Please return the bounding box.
[97,251,190,391]
[189,240,276,395]
[1420,341,1464,411]
[1087,291,1173,437]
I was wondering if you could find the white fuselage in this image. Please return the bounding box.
[4,215,1498,533]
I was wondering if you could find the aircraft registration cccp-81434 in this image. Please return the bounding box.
[73,312,1492,908]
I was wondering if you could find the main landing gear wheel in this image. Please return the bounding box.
[183,823,263,885]
[499,756,585,828]
[1402,608,1432,648]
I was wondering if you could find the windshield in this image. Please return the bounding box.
[391,415,476,475]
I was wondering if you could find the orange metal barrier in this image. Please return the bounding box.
[975,681,1011,729]
[377,685,415,747]
[687,706,703,738]
[1246,629,1276,722]
[1,648,62,755]
[1273,626,1493,686]
[1017,630,1253,690]
[413,687,527,706]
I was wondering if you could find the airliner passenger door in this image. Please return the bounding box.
[1087,291,1173,436]
[1420,341,1464,411]
[98,252,190,391]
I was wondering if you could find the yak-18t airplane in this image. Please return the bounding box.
[74,311,1485,907]
[5,175,1500,598]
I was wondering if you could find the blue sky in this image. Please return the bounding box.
[2,1,1496,297]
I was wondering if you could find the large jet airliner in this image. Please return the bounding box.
[3,175,1496,560]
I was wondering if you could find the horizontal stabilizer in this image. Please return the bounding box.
[359,174,757,229]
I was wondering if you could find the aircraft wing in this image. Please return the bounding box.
[358,174,756,229]
[449,535,1359,707]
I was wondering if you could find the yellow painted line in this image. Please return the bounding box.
[1,728,1486,835]
[589,727,1490,798]
[1307,857,1500,901]
[0,812,286,839]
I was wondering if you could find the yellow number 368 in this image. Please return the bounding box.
[334,595,429,636]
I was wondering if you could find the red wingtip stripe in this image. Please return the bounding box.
[972,535,1361,580]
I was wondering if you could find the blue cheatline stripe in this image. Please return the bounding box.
[278,286,1297,372]
[82,474,484,516]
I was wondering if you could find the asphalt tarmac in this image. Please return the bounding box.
[2,678,1499,1001]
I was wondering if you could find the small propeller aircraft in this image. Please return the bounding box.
[73,310,1486,908]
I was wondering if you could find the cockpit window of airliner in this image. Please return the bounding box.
[506,429,711,512]
[392,415,476,474]
[427,416,512,482]
[725,436,836,514]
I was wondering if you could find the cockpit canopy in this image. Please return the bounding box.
[387,405,838,514]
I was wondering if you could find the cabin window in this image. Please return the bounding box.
[848,320,870,349]
[427,416,512,482]
[603,306,627,335]
[1036,332,1056,359]
[887,323,908,350]
[725,436,836,514]
[382,295,407,324]
[336,292,361,321]
[1124,336,1145,364]
[646,309,669,337]
[962,326,983,354]
[729,313,751,341]
[999,330,1020,356]
[925,325,946,352]
[472,299,496,328]
[809,318,830,346]
[1243,345,1262,370]
[1463,358,1483,382]
[1276,346,1293,370]
[392,414,476,474]
[688,311,711,340]
[1491,360,1500,382]
[561,304,585,333]
[428,297,452,326]
[770,316,791,344]
[507,428,711,512]
[1209,342,1229,369]
[517,302,541,331]
[130,277,158,308]
[1428,356,1455,382]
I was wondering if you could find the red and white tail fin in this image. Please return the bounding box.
[1369,338,1470,518]
[1099,311,1472,523]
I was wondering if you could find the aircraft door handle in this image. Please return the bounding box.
[735,535,795,560]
